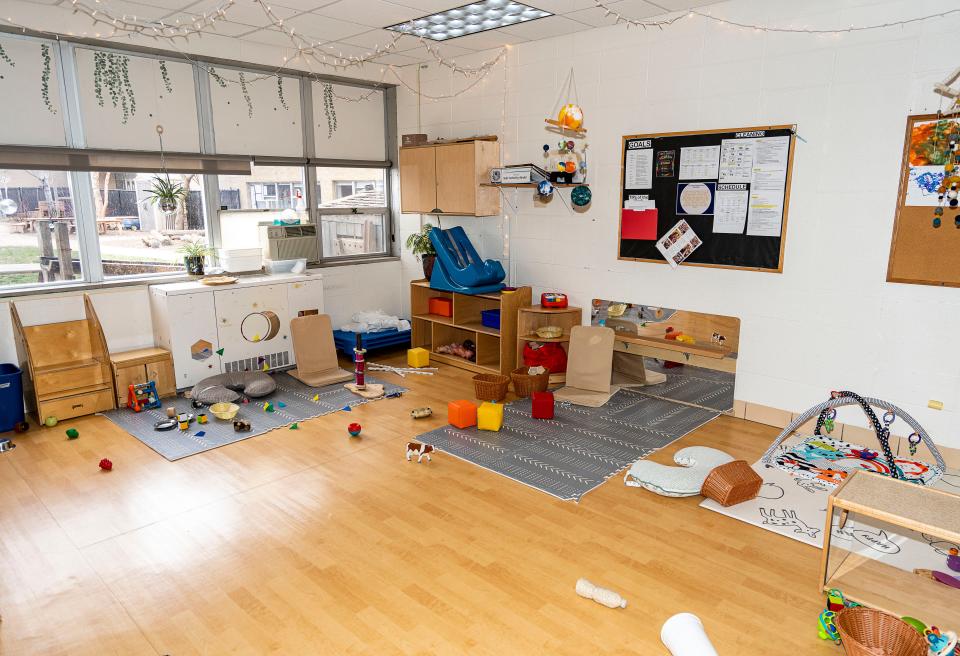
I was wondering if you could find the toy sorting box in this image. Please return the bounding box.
[480,309,501,330]
[429,297,453,317]
[541,292,568,308]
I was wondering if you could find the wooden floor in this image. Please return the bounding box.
[0,349,841,655]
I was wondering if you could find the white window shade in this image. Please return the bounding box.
[0,36,66,147]
[76,49,200,152]
[211,70,302,157]
[313,83,385,161]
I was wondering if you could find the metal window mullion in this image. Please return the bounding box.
[300,76,322,260]
[384,87,398,257]
[57,41,103,283]
[195,61,223,251]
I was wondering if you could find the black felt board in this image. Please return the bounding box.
[617,125,795,272]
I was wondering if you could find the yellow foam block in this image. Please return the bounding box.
[477,401,504,432]
[407,347,430,368]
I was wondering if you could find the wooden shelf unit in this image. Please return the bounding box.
[410,281,531,376]
[821,471,960,630]
[515,305,583,385]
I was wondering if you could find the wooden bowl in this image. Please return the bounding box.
[210,402,240,420]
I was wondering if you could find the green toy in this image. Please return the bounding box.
[45,416,58,427]
[289,423,299,430]
[65,428,79,439]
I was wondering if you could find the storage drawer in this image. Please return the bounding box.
[35,362,109,397]
[38,387,114,422]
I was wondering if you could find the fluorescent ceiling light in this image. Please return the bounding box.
[387,1,552,41]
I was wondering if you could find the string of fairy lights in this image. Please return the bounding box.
[2,0,959,104]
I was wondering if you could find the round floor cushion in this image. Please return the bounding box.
[624,446,734,497]
[191,371,277,405]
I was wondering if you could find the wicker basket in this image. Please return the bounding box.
[836,608,928,656]
[701,460,763,507]
[536,325,563,339]
[510,366,550,398]
[473,373,510,402]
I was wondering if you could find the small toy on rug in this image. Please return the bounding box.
[154,418,177,431]
[277,402,286,409]
[342,405,352,411]
[127,381,161,412]
[191,399,205,409]
[575,578,626,609]
[166,407,176,418]
[98,458,113,471]
[406,441,434,463]
[407,347,430,368]
[195,431,206,437]
[65,428,79,439]
[369,362,437,378]
[177,413,194,430]
[264,402,275,413]
[233,419,251,432]
[312,394,320,402]
[45,416,58,427]
[289,423,299,430]
[347,422,362,437]
[448,400,477,429]
[532,391,554,419]
[197,413,208,424]
[411,407,433,419]
[660,613,718,656]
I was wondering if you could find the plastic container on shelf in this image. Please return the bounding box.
[264,258,307,275]
[217,248,262,273]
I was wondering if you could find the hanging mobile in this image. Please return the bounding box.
[907,432,922,457]
[823,408,837,434]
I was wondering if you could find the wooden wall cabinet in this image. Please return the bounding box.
[110,348,176,407]
[399,139,500,216]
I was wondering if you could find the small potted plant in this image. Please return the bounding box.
[179,239,211,276]
[145,176,187,215]
[405,222,437,280]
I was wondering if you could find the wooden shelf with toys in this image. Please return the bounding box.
[410,280,531,376]
[516,304,583,386]
[821,470,960,632]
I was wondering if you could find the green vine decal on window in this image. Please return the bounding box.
[277,75,288,110]
[0,42,14,68]
[208,66,227,88]
[322,82,337,138]
[239,71,253,118]
[40,44,55,114]
[159,59,173,94]
[93,51,137,123]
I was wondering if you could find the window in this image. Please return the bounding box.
[218,163,308,250]
[89,171,208,278]
[316,167,387,258]
[0,168,81,287]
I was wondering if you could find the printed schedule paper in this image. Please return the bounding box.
[719,138,756,183]
[746,136,790,237]
[624,147,654,189]
[714,183,749,234]
[679,145,720,180]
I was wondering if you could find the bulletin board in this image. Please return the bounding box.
[617,125,796,272]
[887,113,960,287]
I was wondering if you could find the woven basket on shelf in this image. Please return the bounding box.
[836,608,928,656]
[473,373,510,402]
[510,366,550,399]
[701,460,763,507]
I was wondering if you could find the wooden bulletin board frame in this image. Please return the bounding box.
[886,113,960,287]
[616,124,796,273]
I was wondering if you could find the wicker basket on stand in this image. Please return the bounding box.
[473,373,510,402]
[510,366,550,399]
[835,608,928,656]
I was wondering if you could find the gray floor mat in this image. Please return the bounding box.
[638,361,735,412]
[417,390,718,501]
[101,372,405,461]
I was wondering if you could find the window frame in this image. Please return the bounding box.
[0,32,395,295]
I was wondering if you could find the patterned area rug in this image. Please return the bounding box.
[101,372,405,461]
[639,361,735,412]
[416,390,719,501]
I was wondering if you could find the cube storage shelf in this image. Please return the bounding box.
[515,305,583,386]
[410,280,531,376]
[821,470,960,631]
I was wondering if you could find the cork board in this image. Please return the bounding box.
[887,113,960,287]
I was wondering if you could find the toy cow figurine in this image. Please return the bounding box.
[406,441,434,463]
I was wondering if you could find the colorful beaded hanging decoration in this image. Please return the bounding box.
[932,119,960,228]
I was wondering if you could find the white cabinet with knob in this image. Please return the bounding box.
[149,273,324,388]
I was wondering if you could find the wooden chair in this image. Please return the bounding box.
[11,294,116,423]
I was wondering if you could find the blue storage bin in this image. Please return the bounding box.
[481,309,501,330]
[0,363,25,433]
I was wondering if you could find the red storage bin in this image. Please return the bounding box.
[429,297,453,317]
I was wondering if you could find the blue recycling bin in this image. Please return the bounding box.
[0,363,25,433]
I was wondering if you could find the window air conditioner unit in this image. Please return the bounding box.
[259,224,320,263]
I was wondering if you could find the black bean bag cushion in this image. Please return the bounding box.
[191,371,276,404]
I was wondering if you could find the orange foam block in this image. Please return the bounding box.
[448,399,478,429]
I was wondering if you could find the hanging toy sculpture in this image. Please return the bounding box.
[545,68,586,136]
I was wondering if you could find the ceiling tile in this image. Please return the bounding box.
[313,0,427,26]
[90,0,173,21]
[448,29,529,50]
[171,0,300,26]
[371,51,423,66]
[647,0,722,10]
[283,11,371,42]
[238,27,303,46]
[565,0,662,27]
[340,28,410,49]
[498,14,587,39]
[521,0,597,14]
[382,0,471,12]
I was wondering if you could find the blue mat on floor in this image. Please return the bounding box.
[100,371,405,461]
[333,328,411,355]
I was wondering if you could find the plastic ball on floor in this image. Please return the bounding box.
[45,416,58,427]
[347,422,362,437]
[98,458,113,471]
